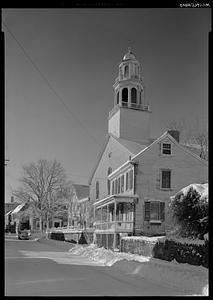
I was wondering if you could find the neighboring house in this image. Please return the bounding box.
[10,201,66,233]
[68,184,90,229]
[5,196,19,214]
[88,48,208,249]
[5,198,20,231]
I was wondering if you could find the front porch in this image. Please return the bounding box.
[93,194,138,249]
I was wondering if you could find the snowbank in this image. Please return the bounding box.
[69,244,208,295]
[121,235,165,243]
[171,183,208,202]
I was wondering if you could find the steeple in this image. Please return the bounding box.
[108,49,151,143]
[112,48,149,110]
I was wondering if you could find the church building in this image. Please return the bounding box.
[87,48,208,250]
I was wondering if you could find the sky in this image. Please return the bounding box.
[4,8,210,202]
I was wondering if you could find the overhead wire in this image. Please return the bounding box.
[3,19,107,182]
[2,20,102,148]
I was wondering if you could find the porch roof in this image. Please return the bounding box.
[94,194,138,209]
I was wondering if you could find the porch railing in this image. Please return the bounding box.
[94,221,133,231]
[109,103,150,118]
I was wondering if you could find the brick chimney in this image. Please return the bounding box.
[168,130,180,143]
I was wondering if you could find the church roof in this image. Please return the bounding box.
[112,135,149,155]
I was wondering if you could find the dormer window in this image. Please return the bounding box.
[162,143,172,155]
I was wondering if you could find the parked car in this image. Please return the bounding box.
[18,220,31,240]
[18,229,31,240]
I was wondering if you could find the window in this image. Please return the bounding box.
[121,175,124,192]
[124,65,129,77]
[126,172,129,190]
[115,179,118,194]
[118,177,121,194]
[112,181,115,195]
[129,169,133,190]
[162,143,172,155]
[122,88,128,104]
[131,88,137,104]
[107,167,112,195]
[161,170,171,189]
[144,201,165,221]
[96,181,99,199]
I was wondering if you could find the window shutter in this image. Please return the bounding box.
[160,202,165,221]
[144,201,150,221]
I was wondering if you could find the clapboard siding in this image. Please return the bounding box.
[134,137,207,235]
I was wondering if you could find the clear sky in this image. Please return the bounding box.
[4,8,210,202]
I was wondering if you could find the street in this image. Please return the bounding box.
[5,234,186,296]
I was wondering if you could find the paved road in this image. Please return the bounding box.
[5,234,185,296]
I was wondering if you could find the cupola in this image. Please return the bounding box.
[108,48,151,144]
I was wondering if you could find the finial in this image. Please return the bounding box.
[128,46,131,53]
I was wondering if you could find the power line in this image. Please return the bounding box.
[3,20,101,147]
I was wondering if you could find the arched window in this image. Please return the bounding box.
[107,167,112,195]
[96,181,99,199]
[124,65,129,77]
[122,88,128,105]
[131,87,137,104]
[117,91,119,104]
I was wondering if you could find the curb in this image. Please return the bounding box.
[35,237,76,251]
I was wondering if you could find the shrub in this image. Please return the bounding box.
[152,239,208,268]
[50,231,65,241]
[170,187,208,239]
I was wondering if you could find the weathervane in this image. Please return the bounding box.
[127,39,132,53]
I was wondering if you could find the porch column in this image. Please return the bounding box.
[101,207,103,230]
[113,201,117,249]
[114,201,117,222]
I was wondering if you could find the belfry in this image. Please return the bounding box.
[108,48,151,144]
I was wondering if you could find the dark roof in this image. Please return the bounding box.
[73,184,89,200]
[113,135,149,155]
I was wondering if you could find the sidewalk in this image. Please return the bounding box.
[35,237,83,252]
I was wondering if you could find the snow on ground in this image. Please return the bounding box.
[121,235,165,242]
[69,244,208,296]
[171,182,208,202]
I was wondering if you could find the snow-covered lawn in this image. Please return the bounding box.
[69,243,208,296]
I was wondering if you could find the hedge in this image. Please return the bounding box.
[50,231,65,241]
[152,239,208,268]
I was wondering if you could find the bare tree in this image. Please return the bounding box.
[166,118,208,160]
[13,159,72,232]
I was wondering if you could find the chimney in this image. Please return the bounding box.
[168,130,180,143]
[11,196,14,203]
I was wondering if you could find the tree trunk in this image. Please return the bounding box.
[46,212,49,231]
[39,216,42,234]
